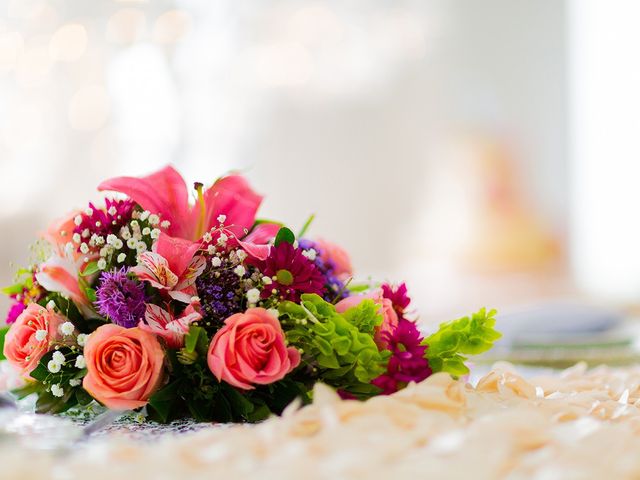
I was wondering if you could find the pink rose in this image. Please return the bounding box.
[316,238,353,280]
[3,304,65,375]
[83,325,165,410]
[335,290,398,349]
[207,308,300,390]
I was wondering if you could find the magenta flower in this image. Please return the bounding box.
[5,302,26,324]
[371,318,431,395]
[255,242,326,302]
[73,198,135,241]
[381,282,411,317]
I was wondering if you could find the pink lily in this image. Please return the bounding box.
[139,302,202,349]
[132,233,207,303]
[98,165,280,260]
[99,165,265,241]
[206,223,281,261]
[35,254,97,318]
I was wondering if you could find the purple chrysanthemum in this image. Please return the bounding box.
[95,267,146,328]
[371,318,431,395]
[5,302,26,324]
[298,239,349,301]
[74,198,136,241]
[256,242,325,302]
[196,259,245,328]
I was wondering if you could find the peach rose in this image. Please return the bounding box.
[316,238,353,280]
[335,290,398,349]
[83,325,165,410]
[3,303,65,375]
[208,308,300,390]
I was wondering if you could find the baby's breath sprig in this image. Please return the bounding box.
[87,209,170,272]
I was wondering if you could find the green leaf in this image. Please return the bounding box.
[274,227,295,246]
[184,326,202,353]
[30,352,54,382]
[253,218,285,227]
[297,214,315,238]
[187,398,213,422]
[36,387,76,414]
[147,381,181,424]
[75,387,94,406]
[423,307,501,377]
[81,261,100,277]
[0,326,9,361]
[223,385,255,418]
[12,381,42,399]
[85,287,97,303]
[1,283,24,296]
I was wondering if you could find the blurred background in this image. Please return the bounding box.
[1,0,639,365]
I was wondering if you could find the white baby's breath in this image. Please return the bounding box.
[47,360,61,373]
[52,351,65,364]
[50,384,64,398]
[75,355,86,369]
[59,322,75,336]
[246,288,260,304]
[76,333,88,347]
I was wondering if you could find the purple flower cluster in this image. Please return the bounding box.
[196,260,244,328]
[298,239,349,301]
[74,198,136,241]
[95,267,146,328]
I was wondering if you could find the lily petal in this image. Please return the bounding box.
[243,223,280,244]
[98,165,190,238]
[191,175,263,239]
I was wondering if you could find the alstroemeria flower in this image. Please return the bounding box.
[139,303,202,349]
[35,254,97,318]
[132,234,206,303]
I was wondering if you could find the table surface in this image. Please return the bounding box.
[3,362,640,479]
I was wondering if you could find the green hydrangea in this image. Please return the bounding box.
[279,294,390,395]
[422,307,501,376]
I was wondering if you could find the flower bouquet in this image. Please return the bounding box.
[0,166,500,423]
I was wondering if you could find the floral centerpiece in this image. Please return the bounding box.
[0,166,500,423]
